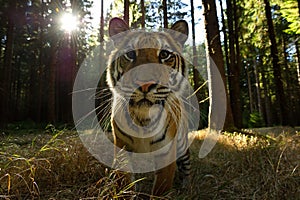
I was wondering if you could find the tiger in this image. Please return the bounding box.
[106,17,193,196]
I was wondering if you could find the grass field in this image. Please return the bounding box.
[0,126,299,199]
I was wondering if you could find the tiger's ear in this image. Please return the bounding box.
[170,20,189,46]
[109,17,130,38]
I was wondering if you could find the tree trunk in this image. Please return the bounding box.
[48,44,57,123]
[58,36,74,123]
[233,0,242,128]
[264,0,287,125]
[261,69,273,126]
[296,41,300,125]
[253,64,264,118]
[70,36,78,122]
[219,0,230,74]
[29,59,38,121]
[202,0,235,131]
[124,0,130,25]
[226,0,242,128]
[191,0,198,71]
[296,41,300,86]
[226,0,235,100]
[37,60,44,122]
[246,66,254,113]
[36,4,45,123]
[190,0,202,129]
[100,0,104,43]
[190,0,200,87]
[292,0,300,124]
[13,56,21,120]
[163,0,168,28]
[282,36,294,125]
[0,0,16,126]
[141,0,145,28]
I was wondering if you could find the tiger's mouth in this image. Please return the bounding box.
[132,99,154,106]
[124,82,169,127]
[128,97,165,127]
[129,98,164,107]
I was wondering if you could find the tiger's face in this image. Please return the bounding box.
[107,18,189,128]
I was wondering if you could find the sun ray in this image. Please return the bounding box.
[60,12,79,33]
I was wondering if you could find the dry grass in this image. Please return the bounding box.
[184,128,300,199]
[0,126,299,199]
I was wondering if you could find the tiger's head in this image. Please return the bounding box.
[107,18,189,128]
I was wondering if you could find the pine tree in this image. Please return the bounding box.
[264,0,287,125]
[202,0,235,131]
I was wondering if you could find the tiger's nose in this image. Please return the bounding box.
[135,80,156,92]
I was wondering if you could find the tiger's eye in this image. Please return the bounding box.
[159,50,171,60]
[124,50,136,61]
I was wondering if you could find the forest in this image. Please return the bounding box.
[0,0,300,129]
[0,0,299,199]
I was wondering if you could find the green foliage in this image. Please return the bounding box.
[248,111,265,128]
[234,0,300,127]
[40,125,66,152]
[6,120,37,130]
[273,0,300,34]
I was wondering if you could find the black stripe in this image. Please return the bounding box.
[172,54,179,71]
[180,56,186,76]
[177,55,181,72]
[110,60,118,86]
[114,122,134,144]
[178,154,190,162]
[177,149,191,175]
[177,142,188,156]
[150,123,169,145]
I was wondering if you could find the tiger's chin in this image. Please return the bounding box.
[129,99,164,127]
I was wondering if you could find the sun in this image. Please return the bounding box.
[60,13,79,33]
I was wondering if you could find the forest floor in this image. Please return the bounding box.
[0,125,299,199]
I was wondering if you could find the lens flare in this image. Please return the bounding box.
[60,13,78,33]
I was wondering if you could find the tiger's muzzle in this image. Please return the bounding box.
[128,82,168,127]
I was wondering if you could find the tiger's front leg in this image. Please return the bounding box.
[152,141,177,196]
[112,127,133,187]
[152,161,176,196]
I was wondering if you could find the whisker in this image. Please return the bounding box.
[95,91,112,102]
[186,80,208,100]
[94,89,112,100]
[177,93,202,114]
[167,95,194,128]
[165,97,181,128]
[95,105,111,124]
[75,108,100,129]
[72,87,107,94]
